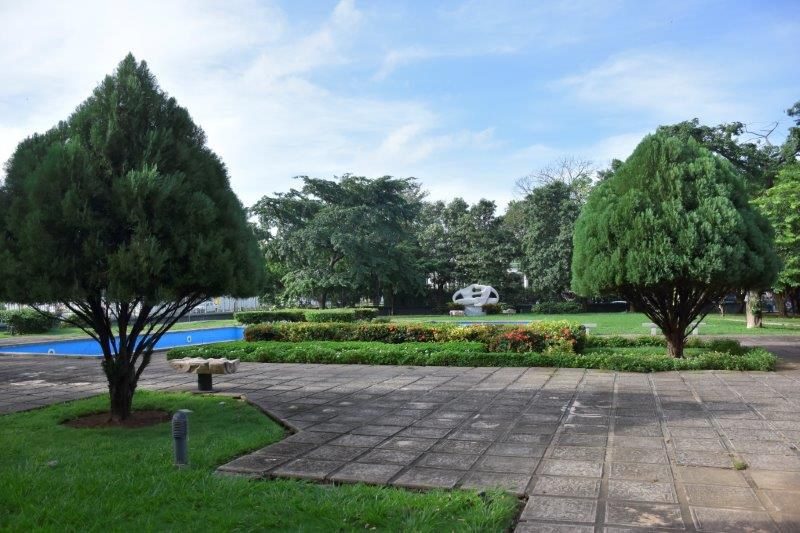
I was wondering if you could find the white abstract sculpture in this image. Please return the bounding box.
[452,284,499,315]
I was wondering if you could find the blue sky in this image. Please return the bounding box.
[1,0,797,208]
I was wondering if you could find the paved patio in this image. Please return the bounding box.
[1,337,800,532]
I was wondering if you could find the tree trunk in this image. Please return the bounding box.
[373,279,382,308]
[319,292,327,310]
[746,290,762,328]
[775,292,788,318]
[108,369,137,421]
[666,331,685,358]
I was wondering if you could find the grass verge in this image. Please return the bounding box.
[168,340,776,372]
[390,312,800,335]
[0,391,518,531]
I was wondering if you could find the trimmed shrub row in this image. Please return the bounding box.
[531,301,583,314]
[167,340,776,372]
[244,321,586,354]
[234,308,379,325]
[234,309,306,324]
[585,335,666,348]
[168,341,489,365]
[0,309,54,334]
[585,335,747,355]
[578,347,775,371]
[305,308,379,322]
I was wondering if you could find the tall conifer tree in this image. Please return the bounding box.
[0,55,264,419]
[572,133,777,357]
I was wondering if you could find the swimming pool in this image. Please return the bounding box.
[0,326,244,357]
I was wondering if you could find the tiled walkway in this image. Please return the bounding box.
[1,337,800,532]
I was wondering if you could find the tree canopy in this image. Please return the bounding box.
[251,175,424,309]
[754,164,800,314]
[572,132,778,356]
[0,54,263,419]
[416,198,520,304]
[508,181,582,300]
[657,101,800,193]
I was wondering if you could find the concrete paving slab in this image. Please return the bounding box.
[690,507,777,532]
[608,479,677,503]
[329,462,403,485]
[683,484,763,509]
[416,452,479,470]
[392,467,464,489]
[271,458,344,480]
[750,470,800,490]
[478,454,540,474]
[674,466,749,486]
[530,476,601,498]
[605,502,684,529]
[521,496,597,523]
[538,459,603,478]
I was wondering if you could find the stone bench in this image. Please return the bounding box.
[169,357,239,391]
[582,323,598,334]
[449,310,465,316]
[642,322,705,336]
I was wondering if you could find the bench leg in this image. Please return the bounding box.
[198,373,213,392]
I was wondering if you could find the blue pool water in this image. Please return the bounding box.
[0,326,244,357]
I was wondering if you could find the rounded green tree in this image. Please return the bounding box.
[0,55,264,419]
[754,164,800,315]
[572,133,778,357]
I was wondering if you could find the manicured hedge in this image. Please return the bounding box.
[234,310,306,324]
[585,335,747,355]
[168,341,493,365]
[353,308,379,321]
[0,309,54,334]
[305,308,379,322]
[244,321,586,354]
[167,340,776,371]
[585,335,666,348]
[482,304,501,315]
[531,301,583,314]
[577,347,775,371]
[235,308,379,324]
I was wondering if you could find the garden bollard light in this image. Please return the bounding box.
[172,409,192,467]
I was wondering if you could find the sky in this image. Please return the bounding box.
[1,0,797,210]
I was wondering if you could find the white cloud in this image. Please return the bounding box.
[373,47,438,81]
[557,51,755,124]
[0,0,495,207]
[510,143,562,164]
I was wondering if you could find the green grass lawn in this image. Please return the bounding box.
[391,312,800,336]
[0,319,238,341]
[0,392,518,532]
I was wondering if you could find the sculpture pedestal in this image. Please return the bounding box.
[464,306,486,316]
